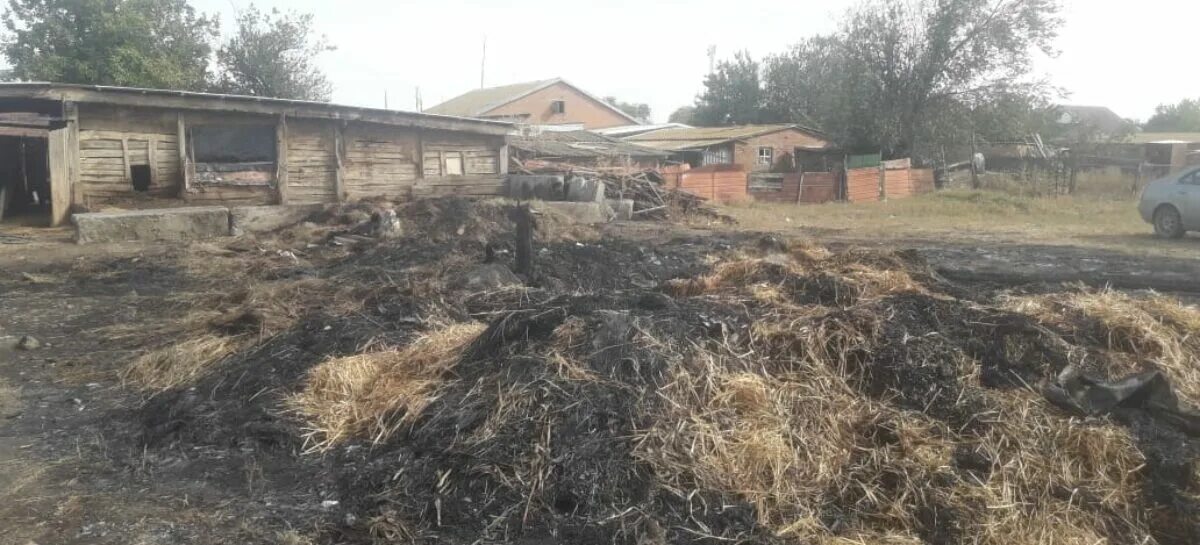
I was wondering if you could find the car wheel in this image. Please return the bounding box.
[1154,205,1185,239]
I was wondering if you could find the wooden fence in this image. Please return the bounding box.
[748,172,837,203]
[845,161,935,203]
[669,165,748,202]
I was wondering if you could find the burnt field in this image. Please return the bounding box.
[2,198,1199,545]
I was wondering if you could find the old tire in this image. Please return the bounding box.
[1154,205,1185,239]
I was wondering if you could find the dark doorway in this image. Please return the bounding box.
[130,164,152,192]
[0,135,50,226]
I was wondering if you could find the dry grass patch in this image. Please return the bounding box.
[1005,288,1200,403]
[290,322,486,451]
[121,334,243,393]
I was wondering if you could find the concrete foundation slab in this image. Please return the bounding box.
[508,175,565,200]
[606,199,635,221]
[74,207,230,244]
[230,204,326,235]
[566,177,605,203]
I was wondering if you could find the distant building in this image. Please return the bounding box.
[509,129,669,170]
[622,124,835,171]
[1053,105,1131,142]
[427,78,640,130]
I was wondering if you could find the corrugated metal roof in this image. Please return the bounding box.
[510,130,669,159]
[625,124,831,150]
[1128,132,1200,144]
[594,123,693,137]
[624,138,735,152]
[426,79,557,117]
[0,82,513,133]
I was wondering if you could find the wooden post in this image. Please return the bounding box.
[147,137,158,189]
[512,204,535,278]
[970,133,980,190]
[333,122,346,202]
[120,138,131,185]
[415,129,425,179]
[65,102,82,209]
[795,168,806,204]
[275,114,289,204]
[47,128,71,226]
[498,141,509,175]
[177,114,189,197]
[878,154,886,202]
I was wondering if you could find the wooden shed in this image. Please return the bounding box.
[0,83,511,227]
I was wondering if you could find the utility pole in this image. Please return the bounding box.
[415,87,422,112]
[383,89,388,109]
[706,45,717,73]
[480,36,487,88]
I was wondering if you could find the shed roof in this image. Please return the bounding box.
[593,123,693,137]
[510,130,669,159]
[0,82,512,135]
[1128,132,1200,144]
[426,78,641,124]
[625,124,831,151]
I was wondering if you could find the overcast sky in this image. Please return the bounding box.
[194,0,1200,123]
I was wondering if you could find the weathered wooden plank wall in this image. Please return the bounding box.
[69,104,508,210]
[343,122,419,201]
[286,119,338,204]
[76,104,181,206]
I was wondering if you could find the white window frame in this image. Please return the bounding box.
[757,147,774,166]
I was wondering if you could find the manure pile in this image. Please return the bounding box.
[121,200,1199,545]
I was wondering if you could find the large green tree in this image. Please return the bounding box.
[668,105,696,125]
[215,5,334,101]
[693,51,766,126]
[1145,98,1200,132]
[2,0,218,90]
[603,96,651,123]
[693,0,1061,157]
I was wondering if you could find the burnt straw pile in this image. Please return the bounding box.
[117,200,1198,545]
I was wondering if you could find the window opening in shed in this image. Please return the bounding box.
[189,125,277,186]
[551,100,566,114]
[443,151,464,176]
[130,164,152,192]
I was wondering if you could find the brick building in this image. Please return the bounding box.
[427,78,639,130]
[622,124,835,171]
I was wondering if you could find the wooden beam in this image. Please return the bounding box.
[275,114,289,204]
[177,114,189,196]
[415,128,425,179]
[333,122,346,202]
[48,129,70,226]
[120,138,131,184]
[65,102,82,209]
[147,137,158,188]
[28,87,513,136]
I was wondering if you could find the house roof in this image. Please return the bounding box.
[1128,132,1200,144]
[510,130,669,159]
[593,123,693,138]
[0,82,513,135]
[624,124,831,151]
[426,78,641,124]
[1055,105,1128,135]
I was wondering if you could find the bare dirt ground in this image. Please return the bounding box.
[1,193,1199,544]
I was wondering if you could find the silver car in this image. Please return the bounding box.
[1139,166,1200,238]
